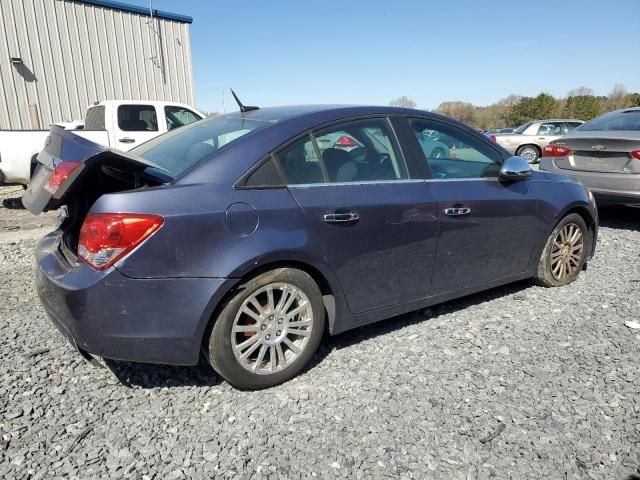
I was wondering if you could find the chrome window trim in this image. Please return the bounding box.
[287,179,426,188]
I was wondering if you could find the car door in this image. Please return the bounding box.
[275,117,439,314]
[536,121,566,148]
[404,117,540,293]
[113,104,161,151]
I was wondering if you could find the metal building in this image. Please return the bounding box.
[0,0,194,130]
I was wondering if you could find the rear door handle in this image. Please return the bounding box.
[119,137,136,143]
[444,207,471,216]
[324,212,360,224]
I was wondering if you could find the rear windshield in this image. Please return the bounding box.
[578,110,640,131]
[131,116,270,178]
[513,121,533,134]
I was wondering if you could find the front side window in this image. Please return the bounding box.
[118,105,158,132]
[409,118,502,179]
[165,106,201,131]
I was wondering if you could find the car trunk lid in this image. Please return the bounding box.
[552,131,640,173]
[23,125,169,215]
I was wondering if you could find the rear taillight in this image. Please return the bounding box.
[78,213,164,270]
[489,135,497,142]
[335,135,358,147]
[631,150,640,160]
[542,145,572,157]
[44,161,82,195]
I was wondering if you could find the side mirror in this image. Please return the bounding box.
[500,156,532,181]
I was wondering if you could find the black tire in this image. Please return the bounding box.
[208,268,325,389]
[534,213,588,287]
[516,145,540,164]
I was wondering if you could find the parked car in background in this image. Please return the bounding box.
[23,105,597,389]
[484,128,514,135]
[0,100,204,186]
[540,107,640,206]
[491,119,584,163]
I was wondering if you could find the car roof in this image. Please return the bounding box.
[530,118,585,123]
[219,105,439,123]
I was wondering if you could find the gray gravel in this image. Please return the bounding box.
[1,185,639,479]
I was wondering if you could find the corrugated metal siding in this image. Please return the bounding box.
[0,0,194,130]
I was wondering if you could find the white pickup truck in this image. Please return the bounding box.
[0,100,204,186]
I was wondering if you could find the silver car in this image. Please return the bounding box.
[492,119,584,163]
[540,107,640,206]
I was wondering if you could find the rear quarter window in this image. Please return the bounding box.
[84,106,105,130]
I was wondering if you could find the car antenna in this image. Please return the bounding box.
[230,88,259,113]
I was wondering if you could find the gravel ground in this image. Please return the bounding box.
[0,185,639,479]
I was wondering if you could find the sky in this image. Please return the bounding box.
[126,0,640,113]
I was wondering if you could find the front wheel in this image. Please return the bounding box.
[534,213,588,287]
[208,268,325,389]
[516,145,540,164]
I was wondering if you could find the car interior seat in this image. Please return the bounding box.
[322,148,357,182]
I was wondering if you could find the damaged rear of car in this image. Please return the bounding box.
[23,118,269,366]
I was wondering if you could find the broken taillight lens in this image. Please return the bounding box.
[78,213,164,270]
[44,161,82,195]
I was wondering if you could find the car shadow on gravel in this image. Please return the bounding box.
[305,280,532,372]
[598,204,640,231]
[104,280,532,389]
[104,356,223,389]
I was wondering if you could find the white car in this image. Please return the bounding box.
[0,100,204,186]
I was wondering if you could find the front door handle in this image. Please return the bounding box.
[119,137,136,143]
[444,207,471,216]
[324,212,360,224]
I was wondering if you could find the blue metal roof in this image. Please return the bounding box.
[75,0,193,24]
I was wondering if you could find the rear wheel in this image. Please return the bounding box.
[516,145,540,164]
[208,268,324,389]
[535,213,588,287]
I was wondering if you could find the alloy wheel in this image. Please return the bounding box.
[550,223,584,281]
[519,147,538,163]
[231,282,313,375]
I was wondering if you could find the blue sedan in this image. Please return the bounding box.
[24,105,598,389]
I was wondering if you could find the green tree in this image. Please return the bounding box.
[625,93,640,107]
[508,93,557,126]
[564,95,603,120]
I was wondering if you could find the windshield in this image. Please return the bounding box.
[578,110,640,131]
[131,115,271,177]
[513,121,533,134]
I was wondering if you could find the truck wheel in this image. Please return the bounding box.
[208,268,325,389]
[534,213,588,287]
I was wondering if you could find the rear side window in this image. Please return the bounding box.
[84,106,105,130]
[274,135,325,185]
[537,122,564,135]
[118,105,158,132]
[565,122,582,131]
[274,118,408,185]
[314,118,407,183]
[165,106,201,131]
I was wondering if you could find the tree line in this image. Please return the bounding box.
[389,84,640,130]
